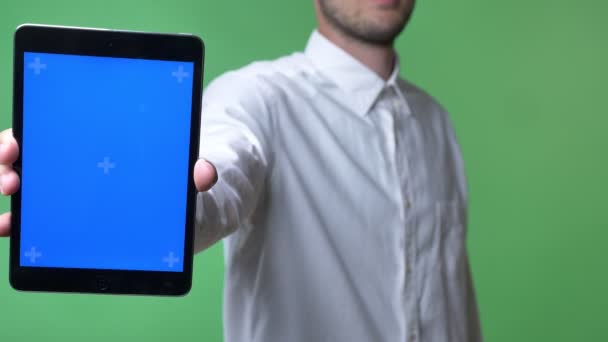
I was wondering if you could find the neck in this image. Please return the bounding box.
[317,26,396,81]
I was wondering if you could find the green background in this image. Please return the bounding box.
[1,0,606,341]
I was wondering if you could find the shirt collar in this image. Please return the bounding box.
[304,30,406,116]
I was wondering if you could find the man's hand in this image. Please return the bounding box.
[0,126,217,237]
[194,159,218,192]
[0,128,20,237]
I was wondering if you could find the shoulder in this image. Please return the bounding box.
[397,78,455,130]
[203,53,310,108]
[397,78,447,115]
[397,77,463,146]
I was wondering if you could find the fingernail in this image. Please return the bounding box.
[0,176,4,195]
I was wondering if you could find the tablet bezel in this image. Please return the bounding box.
[10,24,204,296]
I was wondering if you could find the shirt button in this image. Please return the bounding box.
[405,200,411,209]
[410,333,417,342]
[406,263,412,274]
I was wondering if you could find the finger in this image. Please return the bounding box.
[0,128,14,144]
[0,212,11,237]
[194,159,218,192]
[0,129,19,165]
[0,165,21,196]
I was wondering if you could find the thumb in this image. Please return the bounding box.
[193,159,218,192]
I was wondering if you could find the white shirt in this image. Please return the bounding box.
[195,31,482,342]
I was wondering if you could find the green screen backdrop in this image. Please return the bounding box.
[1,0,606,341]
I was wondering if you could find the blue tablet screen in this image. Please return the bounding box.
[19,52,194,272]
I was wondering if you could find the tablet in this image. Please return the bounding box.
[9,24,204,296]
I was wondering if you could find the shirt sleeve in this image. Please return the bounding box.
[193,70,274,253]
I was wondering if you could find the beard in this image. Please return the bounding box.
[318,0,415,46]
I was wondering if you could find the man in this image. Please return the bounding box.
[0,0,482,341]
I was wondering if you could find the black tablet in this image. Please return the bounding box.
[9,24,204,296]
